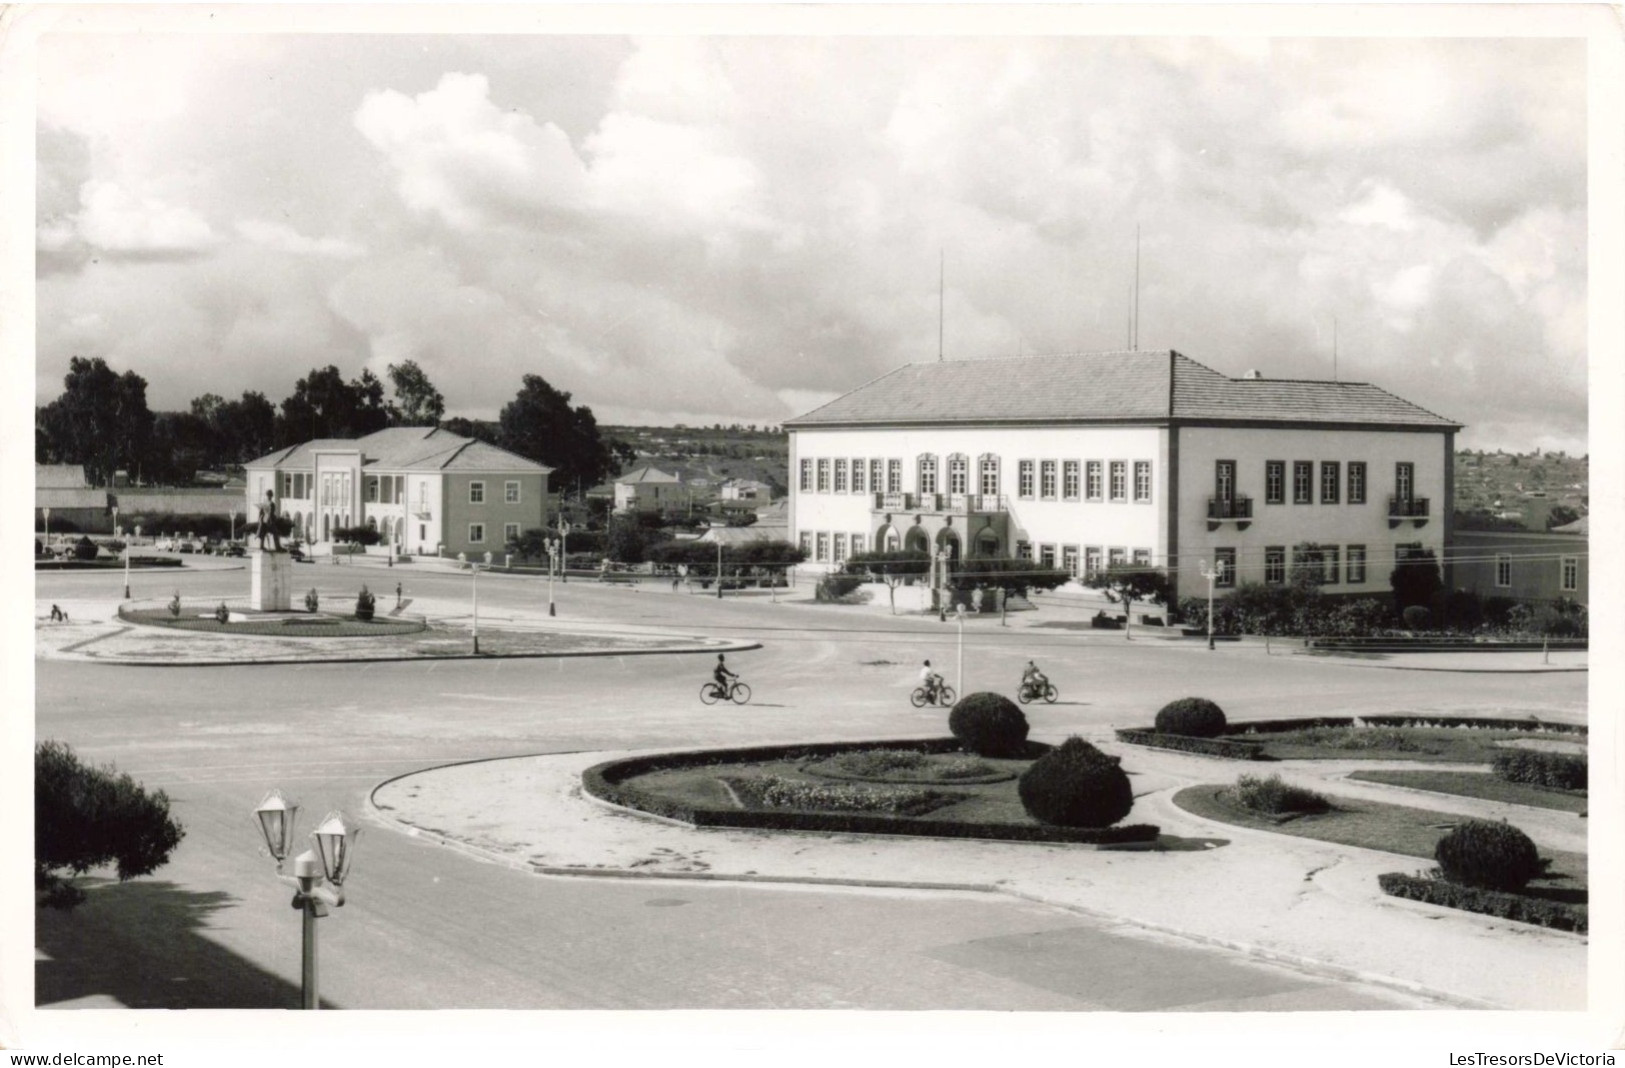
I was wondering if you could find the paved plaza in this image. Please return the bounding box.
[29,555,1590,1014]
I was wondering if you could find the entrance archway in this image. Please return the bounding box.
[904,526,929,554]
[975,529,1001,557]
[935,528,961,562]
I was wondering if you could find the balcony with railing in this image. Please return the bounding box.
[872,491,1009,516]
[1206,494,1253,531]
[1388,495,1430,527]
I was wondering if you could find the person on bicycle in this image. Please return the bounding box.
[714,653,739,695]
[919,659,944,700]
[1021,660,1049,695]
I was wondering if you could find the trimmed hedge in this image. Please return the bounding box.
[581,738,1160,846]
[1377,873,1586,934]
[1154,697,1226,738]
[1114,728,1268,760]
[1018,737,1134,828]
[1434,819,1546,892]
[1222,715,1586,738]
[948,692,1030,758]
[1491,750,1587,791]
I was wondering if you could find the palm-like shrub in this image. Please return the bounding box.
[1154,697,1227,738]
[947,692,1029,757]
[1018,737,1133,828]
[1434,819,1546,892]
[355,585,376,622]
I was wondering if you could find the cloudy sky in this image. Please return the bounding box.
[33,22,1588,451]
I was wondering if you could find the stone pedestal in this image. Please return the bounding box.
[250,550,294,611]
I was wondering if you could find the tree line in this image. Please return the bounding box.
[36,357,630,494]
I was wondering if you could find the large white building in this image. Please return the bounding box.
[784,350,1460,603]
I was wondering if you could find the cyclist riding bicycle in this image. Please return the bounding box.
[919,659,944,700]
[713,653,739,694]
[1021,660,1049,694]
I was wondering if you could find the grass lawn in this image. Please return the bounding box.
[1346,769,1589,814]
[1247,726,1584,764]
[1173,784,1585,901]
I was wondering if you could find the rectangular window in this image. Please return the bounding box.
[851,533,866,555]
[1561,556,1578,592]
[468,523,486,544]
[505,480,521,504]
[1348,462,1367,505]
[1086,461,1103,501]
[799,459,813,492]
[887,459,902,494]
[1062,545,1079,576]
[948,456,968,494]
[1215,548,1236,588]
[918,456,937,495]
[366,477,379,503]
[1132,548,1151,569]
[469,481,485,504]
[1084,546,1102,577]
[1018,460,1035,499]
[1495,554,1512,588]
[1108,547,1126,569]
[1265,546,1286,584]
[1320,462,1340,505]
[1063,461,1080,500]
[1348,545,1367,584]
[816,532,830,563]
[870,460,883,495]
[834,459,848,493]
[1265,461,1285,505]
[1395,462,1415,502]
[504,522,520,545]
[816,459,830,493]
[1039,544,1056,569]
[833,532,847,564]
[850,459,866,494]
[1215,459,1236,502]
[1293,461,1313,504]
[800,531,813,557]
[419,523,427,543]
[979,456,1000,497]
[1041,461,1057,500]
[1016,541,1032,561]
[1134,461,1152,503]
[1322,546,1341,585]
[1109,461,1127,502]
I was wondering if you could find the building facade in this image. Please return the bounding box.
[1449,529,1588,607]
[784,350,1459,603]
[245,427,552,558]
[613,466,687,513]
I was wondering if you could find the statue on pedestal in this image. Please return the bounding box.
[256,490,284,552]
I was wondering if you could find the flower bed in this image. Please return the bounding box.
[801,748,1013,785]
[583,739,1160,846]
[117,604,425,638]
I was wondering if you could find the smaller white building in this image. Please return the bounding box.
[613,466,687,513]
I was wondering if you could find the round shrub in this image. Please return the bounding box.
[1154,697,1227,739]
[1434,819,1545,892]
[72,536,99,561]
[947,692,1030,757]
[1017,736,1133,828]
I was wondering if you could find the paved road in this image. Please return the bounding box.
[30,562,1583,1011]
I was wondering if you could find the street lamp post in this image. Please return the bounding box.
[955,603,968,696]
[123,542,131,599]
[471,563,482,654]
[545,538,558,617]
[42,507,50,547]
[556,518,569,583]
[1199,559,1218,651]
[716,540,724,600]
[254,791,359,1010]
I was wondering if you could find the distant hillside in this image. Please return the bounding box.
[1455,449,1587,530]
[604,424,789,494]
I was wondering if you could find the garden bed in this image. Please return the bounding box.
[1344,769,1588,813]
[583,739,1159,846]
[1118,716,1584,764]
[117,604,425,638]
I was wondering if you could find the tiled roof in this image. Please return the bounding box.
[786,350,1460,430]
[245,427,550,475]
[36,464,90,489]
[616,466,682,484]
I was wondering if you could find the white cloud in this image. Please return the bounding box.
[75,179,216,254]
[234,220,364,259]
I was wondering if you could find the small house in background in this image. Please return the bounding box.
[613,466,687,513]
[1450,526,1588,607]
[720,478,773,502]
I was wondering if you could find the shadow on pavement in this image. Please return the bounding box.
[36,878,323,1009]
[1156,835,1232,852]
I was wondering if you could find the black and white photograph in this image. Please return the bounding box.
[6,3,1621,1064]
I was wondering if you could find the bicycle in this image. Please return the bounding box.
[1017,679,1058,704]
[700,679,752,705]
[909,682,957,708]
